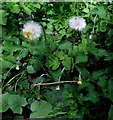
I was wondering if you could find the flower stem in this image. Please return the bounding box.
[41,23,49,61]
[98,22,101,48]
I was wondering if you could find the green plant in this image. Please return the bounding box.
[1,1,113,119]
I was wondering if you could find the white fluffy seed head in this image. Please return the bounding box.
[69,16,86,31]
[23,21,42,40]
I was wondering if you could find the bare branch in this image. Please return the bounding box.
[34,80,77,87]
[26,112,67,119]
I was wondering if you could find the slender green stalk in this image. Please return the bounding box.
[98,22,101,48]
[2,65,15,87]
[2,73,22,91]
[40,23,49,61]
[71,31,74,73]
[79,72,82,81]
[73,3,75,16]
[76,2,79,16]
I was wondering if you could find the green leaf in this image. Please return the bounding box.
[97,77,106,89]
[47,54,60,70]
[32,3,40,9]
[56,50,64,60]
[84,90,99,103]
[107,79,113,102]
[62,55,71,70]
[8,95,27,114]
[96,49,108,57]
[11,4,20,13]
[59,29,66,36]
[23,5,31,15]
[82,8,89,13]
[0,92,10,112]
[92,70,104,81]
[30,42,46,55]
[105,53,113,61]
[0,10,9,25]
[68,110,78,118]
[108,105,113,120]
[30,100,52,118]
[76,67,90,79]
[75,53,88,64]
[49,69,61,82]
[5,55,16,63]
[20,50,28,58]
[2,59,14,69]
[100,21,107,32]
[27,65,36,74]
[30,56,44,72]
[52,57,60,70]
[97,6,107,19]
[59,41,72,50]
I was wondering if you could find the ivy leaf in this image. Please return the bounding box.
[8,95,27,114]
[0,92,10,112]
[30,100,52,118]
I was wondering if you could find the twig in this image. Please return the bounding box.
[23,112,67,120]
[15,72,25,92]
[35,112,67,118]
[34,80,77,87]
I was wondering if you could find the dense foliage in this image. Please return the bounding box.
[1,1,113,119]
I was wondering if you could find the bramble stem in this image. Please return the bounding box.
[26,112,67,119]
[34,80,77,87]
